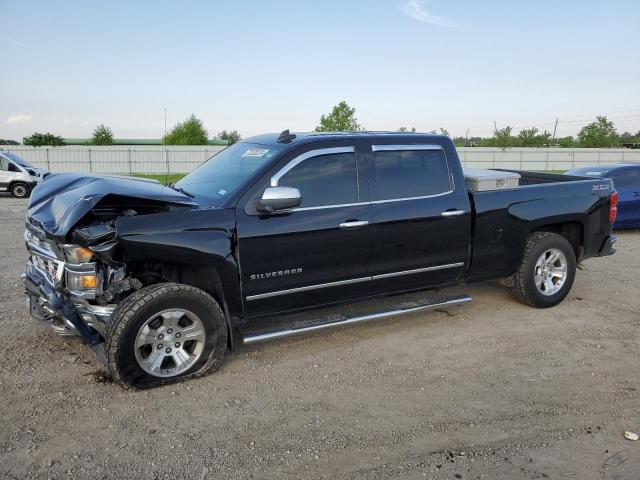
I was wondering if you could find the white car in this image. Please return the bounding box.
[0,151,48,198]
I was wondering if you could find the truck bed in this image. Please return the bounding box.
[465,170,614,283]
[494,169,585,186]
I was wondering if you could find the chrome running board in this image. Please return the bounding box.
[242,294,472,345]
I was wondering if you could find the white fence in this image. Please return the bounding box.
[456,147,640,170]
[2,145,640,174]
[0,145,226,175]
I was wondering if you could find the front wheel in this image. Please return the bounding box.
[10,182,29,198]
[511,232,576,308]
[105,283,228,388]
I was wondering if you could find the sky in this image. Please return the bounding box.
[1,0,639,141]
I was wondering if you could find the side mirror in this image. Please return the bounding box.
[257,186,301,212]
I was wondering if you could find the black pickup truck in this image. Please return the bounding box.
[23,131,618,387]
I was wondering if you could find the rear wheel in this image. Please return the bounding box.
[511,232,576,308]
[10,182,29,198]
[105,283,227,388]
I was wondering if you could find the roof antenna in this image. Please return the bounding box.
[277,129,296,143]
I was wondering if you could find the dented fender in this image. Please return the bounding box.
[115,207,243,316]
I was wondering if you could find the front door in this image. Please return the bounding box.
[236,145,372,316]
[368,144,471,293]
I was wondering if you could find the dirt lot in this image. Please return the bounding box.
[0,195,638,480]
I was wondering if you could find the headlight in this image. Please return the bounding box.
[66,271,98,290]
[62,245,95,263]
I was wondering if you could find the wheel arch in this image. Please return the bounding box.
[170,264,238,351]
[530,221,584,261]
[125,260,240,350]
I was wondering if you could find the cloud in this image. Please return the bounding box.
[7,114,32,124]
[400,1,455,28]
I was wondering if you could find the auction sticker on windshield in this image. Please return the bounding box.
[242,149,270,157]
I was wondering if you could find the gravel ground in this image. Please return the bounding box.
[0,195,638,480]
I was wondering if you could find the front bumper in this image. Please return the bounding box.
[597,235,617,257]
[23,260,111,363]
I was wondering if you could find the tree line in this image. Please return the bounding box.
[15,116,242,147]
[452,117,639,149]
[317,102,638,148]
[7,102,639,148]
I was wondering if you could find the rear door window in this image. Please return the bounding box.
[373,148,451,201]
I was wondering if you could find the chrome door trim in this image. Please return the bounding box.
[370,189,453,205]
[245,262,465,301]
[371,144,443,152]
[289,201,369,212]
[245,276,371,301]
[270,146,356,187]
[371,262,464,281]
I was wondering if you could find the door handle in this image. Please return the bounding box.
[441,210,465,218]
[633,192,640,197]
[339,220,369,229]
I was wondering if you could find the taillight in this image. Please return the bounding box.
[609,191,618,223]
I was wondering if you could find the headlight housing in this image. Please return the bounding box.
[65,265,99,299]
[62,245,95,264]
[66,272,98,290]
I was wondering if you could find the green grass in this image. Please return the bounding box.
[131,173,185,185]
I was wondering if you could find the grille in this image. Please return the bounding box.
[25,227,65,286]
[30,250,65,285]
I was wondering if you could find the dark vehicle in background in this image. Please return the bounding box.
[0,151,48,197]
[565,164,640,229]
[23,132,618,388]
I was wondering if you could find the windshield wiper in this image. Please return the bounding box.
[167,183,194,198]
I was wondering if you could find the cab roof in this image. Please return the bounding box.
[243,131,448,148]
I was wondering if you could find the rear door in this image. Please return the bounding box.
[236,142,372,316]
[368,143,471,293]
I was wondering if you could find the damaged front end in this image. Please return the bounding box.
[22,173,196,362]
[23,223,115,362]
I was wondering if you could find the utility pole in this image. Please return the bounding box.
[465,128,469,146]
[551,118,559,146]
[164,108,168,185]
[493,121,497,135]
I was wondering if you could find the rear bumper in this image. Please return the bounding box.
[596,235,617,257]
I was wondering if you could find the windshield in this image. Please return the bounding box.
[3,151,33,168]
[176,142,282,202]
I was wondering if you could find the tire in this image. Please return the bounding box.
[105,283,228,388]
[10,182,29,198]
[511,232,576,308]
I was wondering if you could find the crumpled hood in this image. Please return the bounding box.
[27,173,197,240]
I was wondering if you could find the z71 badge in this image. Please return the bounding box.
[592,183,610,191]
[250,268,303,280]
